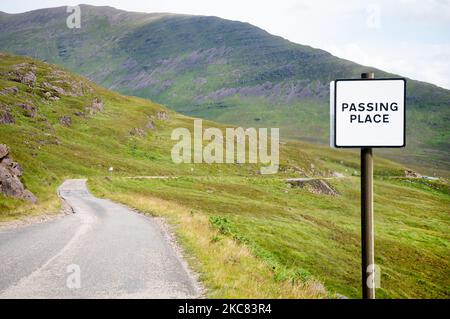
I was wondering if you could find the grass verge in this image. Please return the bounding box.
[88,182,327,298]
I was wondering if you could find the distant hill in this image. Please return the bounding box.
[1,4,448,173]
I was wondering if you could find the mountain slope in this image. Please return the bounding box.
[0,5,449,174]
[0,53,449,298]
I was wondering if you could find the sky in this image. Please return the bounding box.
[1,0,450,89]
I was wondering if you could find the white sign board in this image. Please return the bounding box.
[330,78,406,148]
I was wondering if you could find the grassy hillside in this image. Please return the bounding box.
[0,5,449,173]
[0,53,448,298]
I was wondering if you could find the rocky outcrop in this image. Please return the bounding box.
[0,103,14,124]
[0,144,8,159]
[0,144,37,203]
[156,111,169,121]
[141,111,169,131]
[130,115,158,137]
[145,119,155,129]
[85,98,104,115]
[0,86,19,95]
[59,116,72,126]
[5,62,93,102]
[405,169,421,178]
[193,80,329,104]
[129,127,146,137]
[42,81,67,96]
[43,91,60,101]
[16,102,37,118]
[9,63,37,86]
[286,178,338,196]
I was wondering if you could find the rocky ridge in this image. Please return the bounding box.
[0,144,37,203]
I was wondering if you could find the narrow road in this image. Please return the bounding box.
[0,179,200,298]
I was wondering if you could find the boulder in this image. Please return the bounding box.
[22,71,37,85]
[85,98,104,115]
[1,157,23,176]
[22,190,38,204]
[0,144,37,203]
[405,169,421,178]
[10,70,36,86]
[146,119,155,129]
[43,90,60,101]
[16,102,37,118]
[0,165,27,199]
[0,144,8,159]
[332,171,345,178]
[92,98,104,112]
[59,115,72,126]
[156,111,169,121]
[42,81,66,95]
[0,86,19,95]
[130,127,146,137]
[10,63,37,86]
[286,178,338,196]
[0,109,14,124]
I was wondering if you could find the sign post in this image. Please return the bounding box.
[330,72,406,299]
[361,145,374,298]
[360,72,375,299]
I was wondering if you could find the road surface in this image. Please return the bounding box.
[0,179,200,298]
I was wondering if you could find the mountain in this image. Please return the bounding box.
[1,53,449,299]
[0,5,449,174]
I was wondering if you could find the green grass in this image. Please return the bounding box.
[1,53,449,299]
[89,174,450,299]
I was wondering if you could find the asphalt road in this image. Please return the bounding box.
[0,179,200,298]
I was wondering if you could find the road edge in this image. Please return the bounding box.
[104,198,206,299]
[0,191,74,231]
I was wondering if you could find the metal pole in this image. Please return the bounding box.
[361,72,375,299]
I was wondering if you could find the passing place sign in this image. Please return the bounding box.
[330,78,406,148]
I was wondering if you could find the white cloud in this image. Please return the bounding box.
[326,43,450,89]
